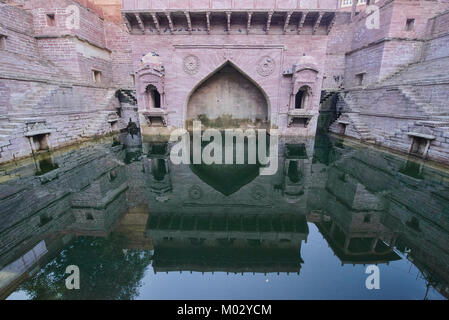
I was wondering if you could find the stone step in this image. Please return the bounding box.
[0,123,20,129]
[0,134,10,140]
[7,116,46,123]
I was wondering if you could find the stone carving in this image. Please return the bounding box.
[222,49,233,61]
[140,51,164,74]
[256,56,275,77]
[183,54,200,75]
[24,121,51,137]
[189,185,203,200]
[251,185,266,201]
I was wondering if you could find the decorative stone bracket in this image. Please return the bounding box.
[107,112,120,124]
[24,119,51,137]
[141,109,168,127]
[287,110,314,128]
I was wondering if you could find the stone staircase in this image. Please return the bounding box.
[0,117,22,148]
[117,90,137,105]
[82,112,111,137]
[21,87,57,114]
[0,88,123,147]
[340,86,433,118]
[399,86,449,117]
[0,85,61,148]
[97,89,117,110]
[382,56,449,86]
[8,85,59,116]
[377,63,416,85]
[329,94,376,143]
[347,113,376,143]
[337,93,359,112]
[82,90,121,137]
[320,91,337,104]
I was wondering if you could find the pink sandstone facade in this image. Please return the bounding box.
[0,0,449,163]
[121,0,343,136]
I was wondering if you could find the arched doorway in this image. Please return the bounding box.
[295,86,311,109]
[186,63,269,129]
[146,85,161,109]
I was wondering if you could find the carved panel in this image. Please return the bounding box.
[256,56,276,77]
[183,54,200,75]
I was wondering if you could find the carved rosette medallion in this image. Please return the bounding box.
[256,56,275,77]
[183,54,200,75]
[251,185,267,201]
[189,185,203,200]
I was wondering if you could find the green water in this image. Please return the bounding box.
[0,132,448,300]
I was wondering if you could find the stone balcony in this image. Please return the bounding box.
[287,109,314,127]
[121,0,340,35]
[140,108,169,126]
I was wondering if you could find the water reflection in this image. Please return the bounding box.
[148,213,307,275]
[0,132,448,299]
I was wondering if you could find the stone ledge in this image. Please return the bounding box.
[34,34,111,54]
[407,132,436,140]
[24,129,51,137]
[416,121,449,128]
[141,109,168,116]
[71,183,129,210]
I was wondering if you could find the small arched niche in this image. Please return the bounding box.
[186,63,269,129]
[146,85,161,109]
[288,160,303,183]
[295,86,311,110]
[151,158,167,181]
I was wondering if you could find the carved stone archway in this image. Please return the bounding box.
[186,62,269,130]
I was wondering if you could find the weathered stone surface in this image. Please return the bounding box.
[1,0,449,164]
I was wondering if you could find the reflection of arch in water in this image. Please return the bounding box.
[288,160,303,183]
[185,61,270,129]
[188,133,269,196]
[147,213,309,274]
[151,159,167,181]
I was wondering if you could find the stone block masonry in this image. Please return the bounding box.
[328,1,449,165]
[1,0,449,165]
[0,136,136,270]
[0,0,137,164]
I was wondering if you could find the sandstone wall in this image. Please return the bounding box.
[0,0,137,164]
[328,1,449,164]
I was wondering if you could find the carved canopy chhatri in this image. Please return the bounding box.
[136,52,165,100]
[292,56,320,96]
[137,66,165,97]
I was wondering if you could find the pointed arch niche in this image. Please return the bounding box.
[288,58,320,128]
[186,62,269,130]
[137,63,168,127]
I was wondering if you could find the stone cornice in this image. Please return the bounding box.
[34,34,112,53]
[173,44,285,49]
[345,37,426,56]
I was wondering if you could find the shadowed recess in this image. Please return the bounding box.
[187,63,269,129]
